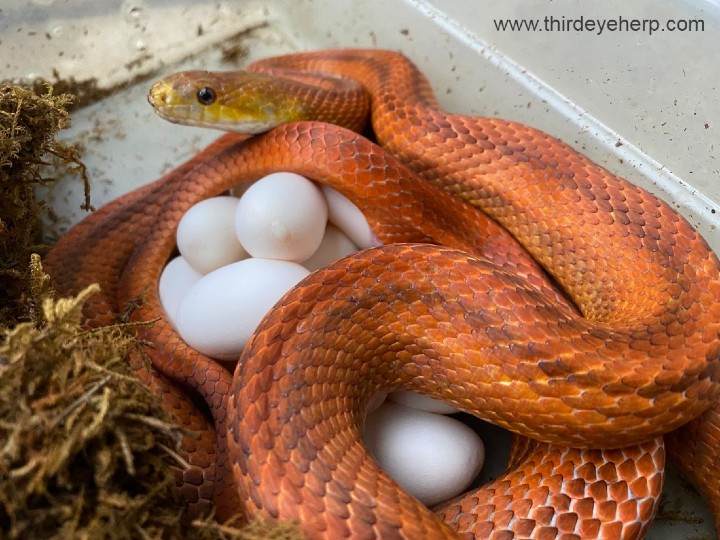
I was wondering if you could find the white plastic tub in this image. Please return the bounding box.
[2,1,718,537]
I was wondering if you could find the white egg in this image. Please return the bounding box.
[321,185,378,249]
[174,258,309,360]
[235,172,328,262]
[388,391,461,415]
[364,401,484,507]
[303,224,359,271]
[176,196,248,274]
[158,256,203,326]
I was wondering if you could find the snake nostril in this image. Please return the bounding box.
[151,91,170,108]
[148,82,172,108]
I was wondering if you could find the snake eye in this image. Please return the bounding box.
[196,86,217,106]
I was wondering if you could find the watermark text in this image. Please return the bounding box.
[494,16,705,36]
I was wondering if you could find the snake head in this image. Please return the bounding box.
[148,71,309,133]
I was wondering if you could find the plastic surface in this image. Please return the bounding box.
[2,1,717,537]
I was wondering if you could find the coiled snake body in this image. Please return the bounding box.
[46,50,720,538]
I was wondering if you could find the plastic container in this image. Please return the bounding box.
[2,1,717,537]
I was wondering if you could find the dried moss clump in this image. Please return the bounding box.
[0,83,90,326]
[0,263,192,538]
[0,261,306,540]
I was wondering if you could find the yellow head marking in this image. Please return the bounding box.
[148,71,309,133]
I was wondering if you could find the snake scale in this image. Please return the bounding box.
[45,50,720,539]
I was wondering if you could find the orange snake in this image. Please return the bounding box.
[45,50,720,538]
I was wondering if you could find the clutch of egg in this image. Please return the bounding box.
[159,171,485,505]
